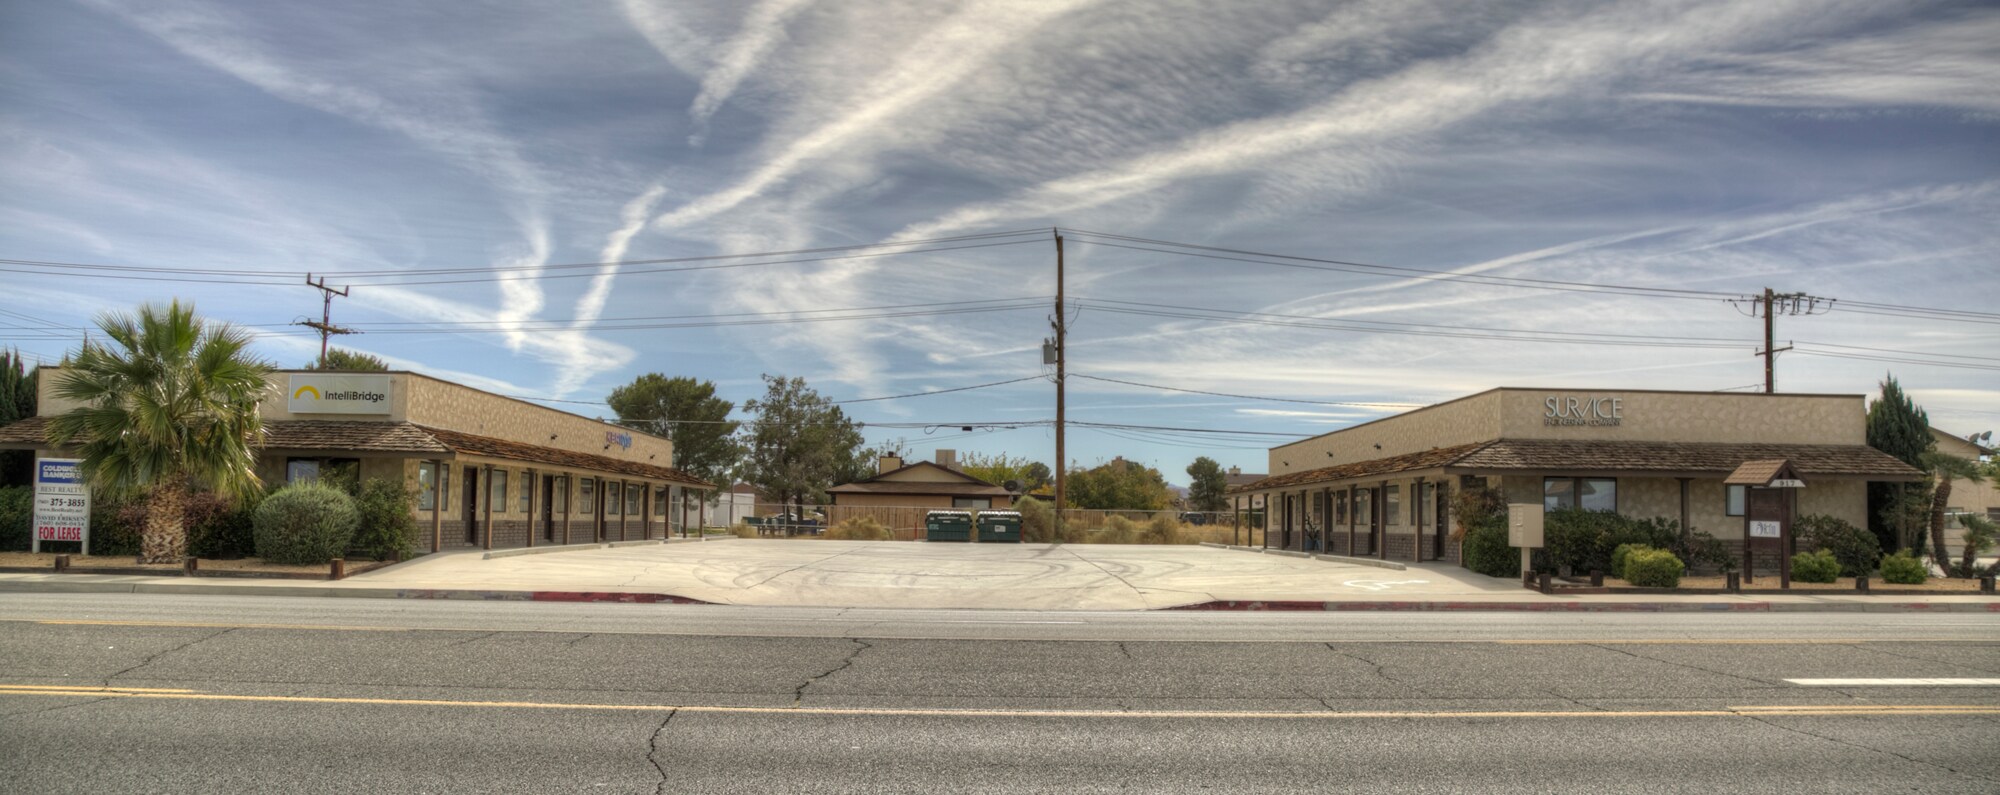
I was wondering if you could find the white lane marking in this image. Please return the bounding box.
[1786,678,2000,686]
[1342,580,1431,591]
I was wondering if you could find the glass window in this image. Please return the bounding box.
[1580,479,1616,512]
[287,459,320,484]
[1355,489,1372,525]
[625,483,642,516]
[489,470,509,513]
[419,462,438,510]
[606,482,622,516]
[1725,485,1746,517]
[579,478,595,515]
[1544,478,1577,512]
[1384,485,1402,526]
[655,486,668,516]
[953,497,992,509]
[553,476,567,513]
[1334,492,1346,525]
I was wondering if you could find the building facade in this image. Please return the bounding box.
[826,452,1015,531]
[1229,388,1924,567]
[1,369,715,552]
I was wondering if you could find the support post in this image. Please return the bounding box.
[561,476,572,546]
[430,459,443,554]
[1412,477,1425,563]
[698,489,707,535]
[1378,484,1388,561]
[526,468,537,548]
[1052,230,1067,542]
[481,465,493,550]
[1348,484,1357,556]
[1233,495,1241,546]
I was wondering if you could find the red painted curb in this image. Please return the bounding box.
[529,591,711,605]
[1160,599,1992,612]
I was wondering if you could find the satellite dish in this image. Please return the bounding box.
[1003,479,1023,493]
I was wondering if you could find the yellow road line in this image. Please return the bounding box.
[0,687,1993,719]
[0,685,195,693]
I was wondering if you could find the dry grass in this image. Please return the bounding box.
[824,516,893,541]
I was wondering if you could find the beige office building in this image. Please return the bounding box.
[1,370,714,552]
[1228,388,1924,566]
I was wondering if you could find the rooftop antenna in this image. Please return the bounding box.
[296,273,358,369]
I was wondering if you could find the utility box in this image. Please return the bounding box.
[925,510,974,542]
[1507,503,1544,549]
[976,510,1023,543]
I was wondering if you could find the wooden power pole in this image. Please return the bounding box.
[1750,287,1829,394]
[1052,230,1067,537]
[297,273,357,369]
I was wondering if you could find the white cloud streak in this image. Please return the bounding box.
[686,0,821,147]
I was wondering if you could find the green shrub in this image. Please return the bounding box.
[825,516,892,540]
[1622,548,1685,588]
[351,479,417,560]
[185,491,259,559]
[1544,509,1674,575]
[1018,497,1083,544]
[252,481,359,564]
[1795,514,1879,577]
[1610,543,1651,581]
[1460,514,1519,578]
[0,486,30,551]
[1790,549,1840,583]
[1879,549,1927,585]
[1681,531,1738,574]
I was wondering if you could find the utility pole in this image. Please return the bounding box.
[296,274,357,369]
[1747,287,1830,393]
[1052,229,1067,537]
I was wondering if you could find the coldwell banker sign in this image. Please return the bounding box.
[32,457,89,553]
[1544,395,1623,427]
[288,374,392,415]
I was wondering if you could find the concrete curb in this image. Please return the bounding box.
[1262,549,1312,559]
[483,543,605,560]
[1164,599,2000,613]
[0,577,714,604]
[605,539,663,549]
[1313,554,1407,572]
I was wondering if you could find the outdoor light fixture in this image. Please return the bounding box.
[550,434,558,440]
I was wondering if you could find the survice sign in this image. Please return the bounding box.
[288,374,392,415]
[1544,396,1623,427]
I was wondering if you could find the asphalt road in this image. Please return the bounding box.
[3,594,1997,793]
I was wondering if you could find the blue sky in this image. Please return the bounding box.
[2,0,1997,483]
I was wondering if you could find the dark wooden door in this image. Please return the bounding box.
[542,476,556,542]
[461,467,479,544]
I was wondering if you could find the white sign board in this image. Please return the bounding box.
[1749,520,1782,539]
[287,374,392,415]
[32,457,89,553]
[1768,479,1805,489]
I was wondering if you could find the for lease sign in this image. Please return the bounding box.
[33,457,89,549]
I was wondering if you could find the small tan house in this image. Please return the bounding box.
[1933,426,1998,556]
[826,451,1014,531]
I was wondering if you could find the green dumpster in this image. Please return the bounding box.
[924,510,974,542]
[976,510,1024,543]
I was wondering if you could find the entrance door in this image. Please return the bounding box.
[461,466,480,544]
[541,476,556,542]
[1433,485,1448,559]
[1370,487,1384,554]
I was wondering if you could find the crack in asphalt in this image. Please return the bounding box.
[443,631,500,647]
[740,547,873,590]
[561,632,593,648]
[646,708,679,795]
[1583,643,1775,686]
[1326,643,1405,689]
[103,627,236,686]
[1738,713,1997,784]
[0,696,112,718]
[1844,643,2000,674]
[1060,547,1146,600]
[1116,641,1133,660]
[793,638,873,705]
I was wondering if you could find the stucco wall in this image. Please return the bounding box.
[1268,391,1502,475]
[1497,390,1864,444]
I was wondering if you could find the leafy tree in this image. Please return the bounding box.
[1920,451,1985,574]
[739,375,863,526]
[606,374,741,487]
[303,348,389,371]
[1955,513,1996,578]
[46,301,272,563]
[959,452,1048,491]
[1065,457,1174,510]
[0,349,37,486]
[1020,461,1053,494]
[1185,456,1228,513]
[1865,375,1934,553]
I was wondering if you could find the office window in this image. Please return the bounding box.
[605,482,622,516]
[552,476,567,514]
[625,483,642,516]
[1725,485,1746,517]
[489,469,509,513]
[580,479,595,514]
[954,497,992,509]
[1384,485,1401,526]
[1355,489,1373,525]
[1546,477,1617,513]
[655,486,669,516]
[418,462,439,511]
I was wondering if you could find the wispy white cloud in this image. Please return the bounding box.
[686,0,822,147]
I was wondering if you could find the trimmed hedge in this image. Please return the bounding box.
[1790,549,1840,583]
[1623,548,1685,588]
[1879,549,1928,585]
[1543,508,1679,575]
[1610,543,1650,581]
[1461,515,1519,578]
[351,478,417,560]
[253,481,359,565]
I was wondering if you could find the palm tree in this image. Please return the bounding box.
[45,301,272,563]
[1920,451,1986,576]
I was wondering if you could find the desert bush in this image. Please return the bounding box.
[351,478,417,561]
[1796,514,1879,577]
[1611,543,1651,581]
[1622,548,1685,588]
[1018,497,1084,544]
[1460,511,1518,578]
[1790,549,1840,583]
[252,481,359,565]
[730,522,757,538]
[1089,515,1141,544]
[0,486,29,551]
[825,516,892,541]
[1879,549,1928,585]
[1141,514,1184,544]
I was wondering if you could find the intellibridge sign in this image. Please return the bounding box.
[288,374,392,415]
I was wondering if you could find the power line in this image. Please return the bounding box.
[1080,300,1754,350]
[1070,373,1422,408]
[1082,297,1753,346]
[832,375,1047,404]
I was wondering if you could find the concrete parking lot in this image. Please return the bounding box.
[346,540,1517,610]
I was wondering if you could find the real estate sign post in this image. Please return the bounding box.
[32,457,89,554]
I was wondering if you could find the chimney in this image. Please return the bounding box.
[877,455,903,475]
[1228,466,1240,476]
[935,449,957,470]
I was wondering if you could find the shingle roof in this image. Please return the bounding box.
[1229,442,1494,493]
[261,420,449,454]
[1230,438,1924,492]
[417,425,713,488]
[1723,459,1796,486]
[826,481,1012,497]
[0,416,50,447]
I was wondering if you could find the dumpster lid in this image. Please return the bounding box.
[978,510,1022,519]
[925,510,974,518]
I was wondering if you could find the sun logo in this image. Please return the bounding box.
[293,385,322,400]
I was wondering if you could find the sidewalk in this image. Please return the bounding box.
[0,541,1993,612]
